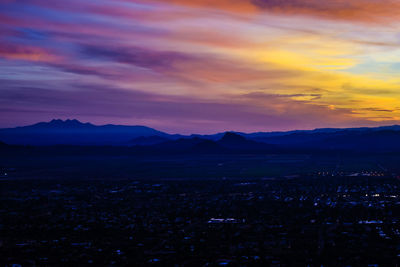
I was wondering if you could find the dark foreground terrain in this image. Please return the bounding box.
[1,171,400,266]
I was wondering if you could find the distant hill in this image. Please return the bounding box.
[250,129,400,152]
[2,119,400,152]
[311,130,400,152]
[190,139,227,153]
[129,136,171,146]
[146,132,275,154]
[242,125,400,143]
[217,132,276,152]
[154,137,210,152]
[0,119,172,146]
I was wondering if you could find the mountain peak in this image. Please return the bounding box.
[220,132,246,143]
[49,119,84,125]
[31,119,94,129]
[0,119,168,145]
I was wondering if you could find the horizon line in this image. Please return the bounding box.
[1,118,400,136]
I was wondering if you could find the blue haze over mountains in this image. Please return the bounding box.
[1,119,400,152]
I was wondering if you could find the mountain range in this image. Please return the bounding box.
[1,119,400,153]
[0,119,170,146]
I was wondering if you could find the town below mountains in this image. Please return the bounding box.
[2,121,400,266]
[2,119,400,153]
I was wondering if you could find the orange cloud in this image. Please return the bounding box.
[0,43,59,63]
[147,0,400,23]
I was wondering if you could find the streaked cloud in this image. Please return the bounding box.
[1,0,400,132]
[153,0,400,23]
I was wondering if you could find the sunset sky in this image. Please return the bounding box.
[1,0,400,133]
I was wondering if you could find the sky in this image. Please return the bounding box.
[1,0,400,134]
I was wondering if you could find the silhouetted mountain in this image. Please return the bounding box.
[219,132,247,143]
[217,132,276,152]
[29,119,94,129]
[244,125,400,143]
[147,133,272,154]
[154,137,209,152]
[188,132,226,141]
[177,128,400,153]
[2,120,400,152]
[311,130,400,152]
[249,129,400,152]
[130,136,171,146]
[0,119,171,145]
[189,140,227,153]
[256,131,343,145]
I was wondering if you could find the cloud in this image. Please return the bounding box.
[1,0,400,131]
[80,44,190,71]
[78,43,302,86]
[0,81,384,133]
[152,0,400,23]
[0,42,59,62]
